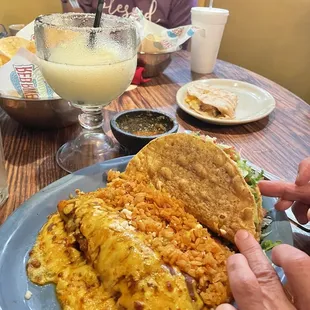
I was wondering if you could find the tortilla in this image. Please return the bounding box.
[0,36,36,59]
[125,133,263,243]
[186,83,237,119]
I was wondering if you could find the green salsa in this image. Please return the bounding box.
[117,112,173,137]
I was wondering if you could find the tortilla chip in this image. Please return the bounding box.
[45,28,80,48]
[126,133,262,244]
[27,41,36,54]
[0,36,36,59]
[0,53,10,66]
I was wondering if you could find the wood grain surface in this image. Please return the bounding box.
[1,51,310,253]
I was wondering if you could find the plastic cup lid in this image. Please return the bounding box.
[191,7,229,16]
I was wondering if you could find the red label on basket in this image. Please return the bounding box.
[13,65,39,99]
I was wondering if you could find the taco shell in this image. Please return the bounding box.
[126,133,263,243]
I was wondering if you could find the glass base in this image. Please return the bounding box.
[0,187,8,208]
[56,131,120,173]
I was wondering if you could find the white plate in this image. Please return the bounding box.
[176,79,276,125]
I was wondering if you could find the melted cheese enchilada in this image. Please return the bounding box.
[27,172,232,310]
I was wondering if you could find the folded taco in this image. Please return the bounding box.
[185,83,237,119]
[126,132,264,243]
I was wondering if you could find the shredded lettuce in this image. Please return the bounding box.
[261,240,282,251]
[261,215,273,239]
[187,131,217,143]
[262,216,273,230]
[236,159,264,189]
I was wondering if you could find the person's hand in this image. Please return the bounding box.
[259,157,310,224]
[216,230,310,310]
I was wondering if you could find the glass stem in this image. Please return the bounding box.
[78,108,104,131]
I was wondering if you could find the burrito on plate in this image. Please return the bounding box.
[28,174,233,310]
[185,83,238,119]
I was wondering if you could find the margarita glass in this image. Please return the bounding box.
[35,13,139,172]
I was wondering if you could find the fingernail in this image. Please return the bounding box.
[307,209,310,221]
[236,230,249,241]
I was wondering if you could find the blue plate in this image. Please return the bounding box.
[0,156,293,310]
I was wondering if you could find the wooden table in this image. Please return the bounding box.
[1,51,310,254]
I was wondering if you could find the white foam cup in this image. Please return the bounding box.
[190,7,229,74]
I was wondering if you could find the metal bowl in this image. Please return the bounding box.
[0,96,79,129]
[137,47,181,78]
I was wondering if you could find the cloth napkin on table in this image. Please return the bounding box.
[131,66,151,85]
